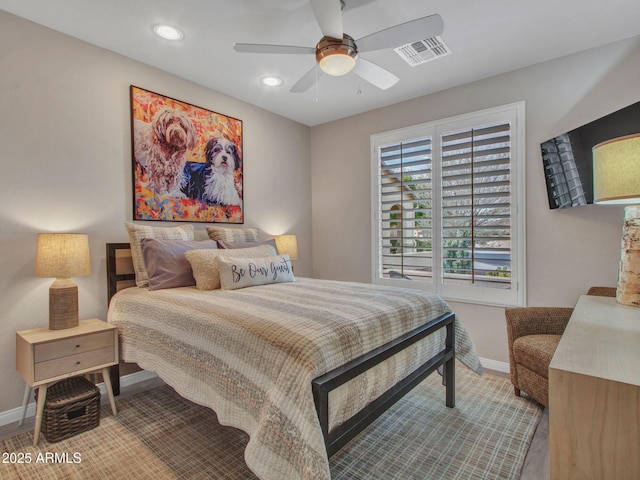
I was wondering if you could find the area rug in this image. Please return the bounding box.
[0,367,542,480]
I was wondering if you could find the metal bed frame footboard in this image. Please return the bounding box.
[312,312,455,456]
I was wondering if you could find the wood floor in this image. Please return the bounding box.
[1,373,550,479]
[484,368,549,480]
[520,408,550,480]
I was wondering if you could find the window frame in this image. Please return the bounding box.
[371,102,526,307]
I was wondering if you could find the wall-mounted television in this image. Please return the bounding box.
[540,100,640,209]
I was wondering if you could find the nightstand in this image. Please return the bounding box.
[16,318,118,445]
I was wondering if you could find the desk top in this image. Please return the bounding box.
[549,295,640,387]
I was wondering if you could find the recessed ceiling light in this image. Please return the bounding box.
[153,24,183,41]
[260,76,284,87]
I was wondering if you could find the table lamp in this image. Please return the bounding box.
[593,133,640,306]
[35,233,91,329]
[274,234,299,260]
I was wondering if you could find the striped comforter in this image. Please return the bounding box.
[107,277,481,480]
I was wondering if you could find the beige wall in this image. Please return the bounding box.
[2,7,639,415]
[0,12,311,413]
[311,35,640,364]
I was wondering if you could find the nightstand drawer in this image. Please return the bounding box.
[34,331,114,363]
[34,346,116,382]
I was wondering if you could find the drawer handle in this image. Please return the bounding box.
[76,361,81,365]
[76,344,81,348]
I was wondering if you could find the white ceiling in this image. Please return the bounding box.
[2,0,639,126]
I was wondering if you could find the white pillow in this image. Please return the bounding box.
[125,223,194,287]
[217,254,295,290]
[184,244,277,290]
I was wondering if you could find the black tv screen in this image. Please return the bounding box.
[540,100,640,209]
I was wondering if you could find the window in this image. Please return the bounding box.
[371,102,525,307]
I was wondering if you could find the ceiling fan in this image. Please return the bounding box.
[233,0,444,93]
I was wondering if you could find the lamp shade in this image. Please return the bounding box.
[274,235,298,260]
[35,233,90,330]
[592,134,640,307]
[35,233,91,278]
[593,134,640,204]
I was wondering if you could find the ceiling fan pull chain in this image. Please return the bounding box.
[315,67,319,103]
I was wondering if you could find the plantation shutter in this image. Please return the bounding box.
[440,122,512,288]
[372,102,524,306]
[379,137,433,281]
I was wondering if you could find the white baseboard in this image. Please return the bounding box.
[0,370,158,428]
[2,360,508,428]
[98,369,159,395]
[480,357,509,374]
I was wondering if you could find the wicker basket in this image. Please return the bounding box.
[35,376,100,442]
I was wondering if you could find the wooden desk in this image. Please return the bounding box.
[549,295,640,479]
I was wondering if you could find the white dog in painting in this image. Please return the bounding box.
[134,106,197,197]
[201,137,242,206]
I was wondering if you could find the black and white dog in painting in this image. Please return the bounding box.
[182,137,242,206]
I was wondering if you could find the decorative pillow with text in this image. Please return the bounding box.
[184,244,277,290]
[217,254,295,290]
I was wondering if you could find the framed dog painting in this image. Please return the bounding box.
[130,85,243,223]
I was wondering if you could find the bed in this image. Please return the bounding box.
[106,241,481,480]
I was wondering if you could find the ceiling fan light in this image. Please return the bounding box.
[316,34,357,76]
[319,54,356,76]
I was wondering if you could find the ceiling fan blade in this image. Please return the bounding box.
[310,0,344,39]
[290,66,324,93]
[352,58,399,90]
[356,14,444,53]
[234,43,315,55]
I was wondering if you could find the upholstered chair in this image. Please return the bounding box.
[505,286,616,407]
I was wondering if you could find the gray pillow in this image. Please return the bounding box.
[218,239,277,250]
[206,226,259,243]
[141,238,218,290]
[125,222,194,287]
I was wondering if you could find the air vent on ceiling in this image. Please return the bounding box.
[394,36,451,66]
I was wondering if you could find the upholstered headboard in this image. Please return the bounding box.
[106,243,136,302]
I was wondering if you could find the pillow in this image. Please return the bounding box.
[125,223,195,287]
[206,226,259,244]
[218,239,277,250]
[141,238,218,290]
[185,244,277,290]
[217,254,295,291]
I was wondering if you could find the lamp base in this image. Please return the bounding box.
[49,279,79,330]
[617,205,640,307]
